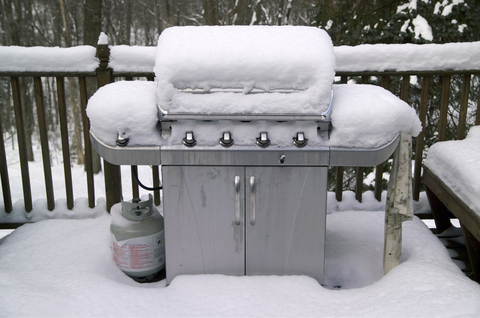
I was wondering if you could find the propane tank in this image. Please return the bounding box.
[110,194,165,282]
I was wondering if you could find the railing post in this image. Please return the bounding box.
[96,36,122,212]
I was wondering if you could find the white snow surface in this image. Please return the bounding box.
[87,81,160,147]
[1,38,479,74]
[86,81,421,148]
[97,32,108,45]
[0,138,477,316]
[1,199,480,317]
[0,46,98,72]
[334,41,480,72]
[109,45,157,72]
[154,26,335,115]
[328,84,421,148]
[424,126,480,213]
[412,15,433,41]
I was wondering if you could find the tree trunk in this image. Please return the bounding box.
[233,0,250,25]
[125,0,132,44]
[83,0,102,46]
[203,0,218,25]
[155,0,163,35]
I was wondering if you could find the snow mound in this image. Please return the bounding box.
[327,84,422,148]
[335,41,480,72]
[154,26,335,115]
[86,81,161,146]
[109,46,156,72]
[86,82,421,148]
[0,46,98,72]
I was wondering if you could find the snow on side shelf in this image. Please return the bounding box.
[154,26,335,115]
[86,81,421,148]
[424,126,480,213]
[86,81,161,147]
[328,84,422,148]
[1,208,480,317]
[0,46,98,72]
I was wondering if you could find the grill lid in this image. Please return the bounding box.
[154,26,336,119]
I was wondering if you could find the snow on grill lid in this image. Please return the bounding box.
[154,26,335,116]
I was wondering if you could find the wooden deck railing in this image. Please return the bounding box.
[1,43,479,228]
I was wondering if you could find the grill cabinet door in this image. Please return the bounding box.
[162,166,245,284]
[245,166,327,284]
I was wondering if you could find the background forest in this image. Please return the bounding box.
[0,0,479,192]
[1,0,480,47]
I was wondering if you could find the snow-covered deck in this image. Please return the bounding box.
[1,193,480,317]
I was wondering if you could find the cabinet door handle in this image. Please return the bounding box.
[249,176,256,225]
[234,176,241,225]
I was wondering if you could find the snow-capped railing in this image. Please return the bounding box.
[0,40,479,227]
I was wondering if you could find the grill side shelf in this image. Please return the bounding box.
[329,133,400,167]
[89,131,161,165]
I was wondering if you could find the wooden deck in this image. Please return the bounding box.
[432,226,475,280]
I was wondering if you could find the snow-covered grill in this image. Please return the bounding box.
[88,26,406,285]
[154,26,335,152]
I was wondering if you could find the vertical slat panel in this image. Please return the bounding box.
[0,111,12,213]
[457,74,471,140]
[374,166,383,202]
[97,72,121,211]
[128,64,140,199]
[104,161,122,211]
[34,77,55,211]
[56,77,74,210]
[79,76,95,208]
[335,75,349,202]
[131,166,140,199]
[354,75,369,202]
[476,77,480,126]
[374,75,391,201]
[153,165,161,206]
[401,75,410,102]
[145,77,161,205]
[355,168,363,203]
[413,75,430,201]
[335,167,344,202]
[438,75,451,142]
[11,77,32,212]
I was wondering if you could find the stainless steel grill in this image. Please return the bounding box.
[89,26,400,285]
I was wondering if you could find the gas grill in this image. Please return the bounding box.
[89,26,400,285]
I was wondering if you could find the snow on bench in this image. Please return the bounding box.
[423,125,480,282]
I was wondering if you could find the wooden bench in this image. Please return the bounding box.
[423,165,480,282]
